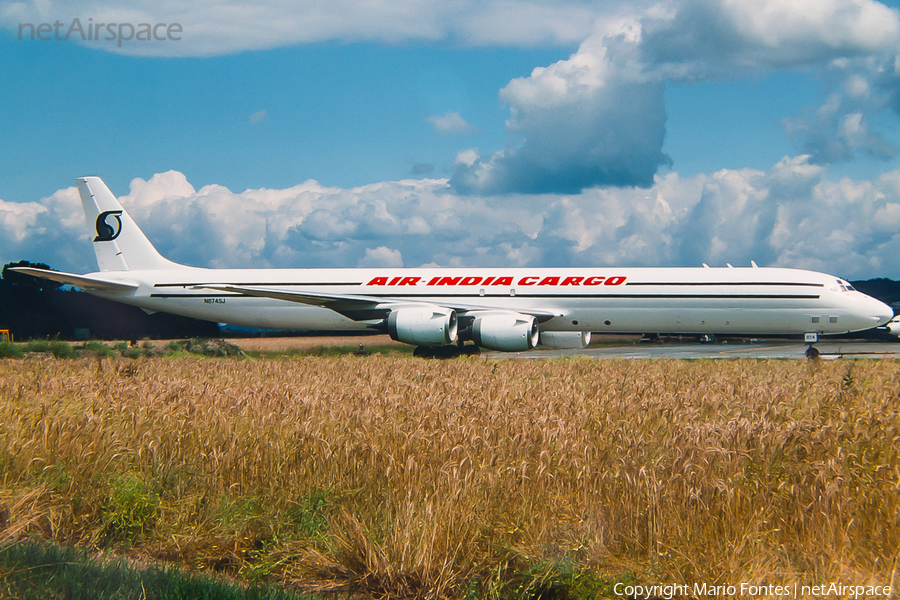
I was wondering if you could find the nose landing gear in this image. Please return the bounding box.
[804,332,820,360]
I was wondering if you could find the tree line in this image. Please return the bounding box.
[0,261,217,341]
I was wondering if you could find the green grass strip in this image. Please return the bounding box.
[0,540,321,600]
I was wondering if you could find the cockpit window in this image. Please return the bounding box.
[834,279,855,292]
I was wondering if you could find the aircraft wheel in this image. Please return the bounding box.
[413,346,434,358]
[414,345,462,359]
[434,345,461,359]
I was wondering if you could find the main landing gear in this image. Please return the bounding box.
[413,344,481,359]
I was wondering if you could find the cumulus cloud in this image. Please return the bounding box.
[451,0,900,194]
[3,163,900,279]
[637,0,900,81]
[452,21,673,193]
[427,112,477,135]
[451,80,671,193]
[784,88,897,164]
[359,246,403,267]
[0,185,92,270]
[104,172,552,270]
[634,0,900,170]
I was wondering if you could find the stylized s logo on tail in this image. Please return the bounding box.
[94,210,123,241]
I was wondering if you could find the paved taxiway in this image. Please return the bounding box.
[485,339,900,360]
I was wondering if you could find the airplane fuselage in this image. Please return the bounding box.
[87,265,889,336]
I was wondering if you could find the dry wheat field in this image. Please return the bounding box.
[0,355,898,599]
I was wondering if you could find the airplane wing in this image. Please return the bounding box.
[10,267,138,292]
[198,284,562,322]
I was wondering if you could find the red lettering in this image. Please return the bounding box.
[426,276,440,285]
[459,276,482,285]
[437,277,461,285]
[388,277,402,286]
[366,277,388,286]
[537,277,560,286]
[481,276,494,286]
[398,277,420,286]
[605,276,626,286]
[584,276,605,286]
[493,276,513,286]
[519,276,539,286]
[561,276,583,286]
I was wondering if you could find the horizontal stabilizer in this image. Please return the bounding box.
[10,267,138,292]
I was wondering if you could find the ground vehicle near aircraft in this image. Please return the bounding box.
[14,177,894,353]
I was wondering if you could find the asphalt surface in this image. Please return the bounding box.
[485,339,900,360]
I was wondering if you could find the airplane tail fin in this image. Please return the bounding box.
[77,176,178,271]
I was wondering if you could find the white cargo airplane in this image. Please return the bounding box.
[13,177,895,354]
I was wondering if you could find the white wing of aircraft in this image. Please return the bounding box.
[13,176,895,353]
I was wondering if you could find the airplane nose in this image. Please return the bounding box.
[872,299,894,326]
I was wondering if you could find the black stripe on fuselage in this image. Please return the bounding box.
[625,281,824,287]
[151,294,235,298]
[154,282,363,287]
[149,292,821,300]
[154,281,823,289]
[352,293,823,300]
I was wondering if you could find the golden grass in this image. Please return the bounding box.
[0,356,898,598]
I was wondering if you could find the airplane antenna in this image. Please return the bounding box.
[751,260,758,268]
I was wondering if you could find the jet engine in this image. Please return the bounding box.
[539,331,592,349]
[386,306,457,346]
[472,312,539,351]
[885,315,900,335]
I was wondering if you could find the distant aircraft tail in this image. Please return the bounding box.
[77,177,179,271]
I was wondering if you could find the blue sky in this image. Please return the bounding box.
[4,0,900,278]
[0,37,570,201]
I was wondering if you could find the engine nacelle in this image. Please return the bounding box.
[540,331,592,349]
[472,312,539,352]
[386,306,457,346]
[885,316,900,336]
